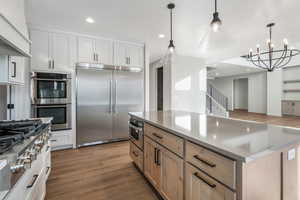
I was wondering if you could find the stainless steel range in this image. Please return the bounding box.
[0,119,51,200]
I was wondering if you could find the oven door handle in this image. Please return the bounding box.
[33,105,68,108]
[32,78,69,81]
[129,123,143,132]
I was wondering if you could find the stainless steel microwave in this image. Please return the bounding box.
[31,72,72,105]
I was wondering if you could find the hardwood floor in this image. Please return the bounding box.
[230,110,300,128]
[45,141,158,200]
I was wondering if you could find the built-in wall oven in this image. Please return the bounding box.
[129,118,144,150]
[31,72,72,131]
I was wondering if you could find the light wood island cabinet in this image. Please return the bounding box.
[129,114,300,200]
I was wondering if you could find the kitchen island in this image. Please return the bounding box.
[129,111,300,200]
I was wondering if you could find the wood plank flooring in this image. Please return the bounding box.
[230,110,300,128]
[45,141,158,200]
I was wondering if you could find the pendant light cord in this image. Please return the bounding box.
[215,0,217,13]
[170,8,173,41]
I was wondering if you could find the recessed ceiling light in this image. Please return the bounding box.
[158,34,165,38]
[86,17,95,24]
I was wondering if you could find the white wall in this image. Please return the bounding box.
[149,54,206,113]
[210,72,267,114]
[267,70,282,116]
[234,78,248,110]
[171,55,206,113]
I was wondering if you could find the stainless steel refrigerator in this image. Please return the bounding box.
[76,64,144,147]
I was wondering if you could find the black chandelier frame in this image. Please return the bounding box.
[243,23,300,72]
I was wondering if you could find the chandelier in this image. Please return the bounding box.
[243,23,300,72]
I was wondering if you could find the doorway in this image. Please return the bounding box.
[233,78,248,111]
[157,67,163,111]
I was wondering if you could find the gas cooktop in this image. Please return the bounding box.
[0,119,44,154]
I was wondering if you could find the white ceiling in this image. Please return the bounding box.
[26,0,300,63]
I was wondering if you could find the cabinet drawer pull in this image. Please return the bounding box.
[152,133,163,139]
[132,151,139,157]
[193,155,216,168]
[154,147,157,164]
[27,174,39,188]
[11,61,17,78]
[193,172,216,189]
[156,148,161,166]
[50,139,57,142]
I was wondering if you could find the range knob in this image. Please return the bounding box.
[10,160,25,173]
[26,149,37,161]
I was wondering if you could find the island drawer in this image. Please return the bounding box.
[186,141,236,189]
[185,163,236,200]
[144,123,184,157]
[130,141,144,171]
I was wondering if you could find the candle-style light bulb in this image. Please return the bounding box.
[283,38,288,45]
[256,44,260,53]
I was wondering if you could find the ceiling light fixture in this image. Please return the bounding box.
[158,34,165,39]
[167,3,175,53]
[211,0,222,32]
[243,23,300,72]
[86,17,95,24]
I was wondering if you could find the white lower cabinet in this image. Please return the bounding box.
[5,145,51,200]
[50,130,73,150]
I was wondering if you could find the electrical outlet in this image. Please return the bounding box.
[288,149,296,161]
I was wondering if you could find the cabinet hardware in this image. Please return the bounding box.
[152,133,163,140]
[156,148,161,166]
[154,147,157,164]
[128,57,131,65]
[193,172,216,188]
[46,167,51,174]
[48,60,51,69]
[27,174,39,188]
[96,54,99,62]
[50,139,57,142]
[133,151,139,157]
[193,155,216,168]
[52,60,55,69]
[11,61,16,78]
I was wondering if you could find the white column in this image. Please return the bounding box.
[267,70,283,116]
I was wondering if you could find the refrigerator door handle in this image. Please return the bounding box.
[110,80,113,113]
[114,80,117,113]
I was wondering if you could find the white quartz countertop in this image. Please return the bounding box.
[129,111,300,163]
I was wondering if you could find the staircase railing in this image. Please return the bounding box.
[206,93,229,118]
[206,83,229,117]
[207,83,228,111]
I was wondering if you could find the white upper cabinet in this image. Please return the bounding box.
[30,30,50,70]
[77,36,113,65]
[95,38,113,65]
[0,55,25,85]
[52,33,70,71]
[114,42,144,68]
[30,29,72,72]
[78,37,94,63]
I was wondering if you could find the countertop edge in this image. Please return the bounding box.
[129,113,300,163]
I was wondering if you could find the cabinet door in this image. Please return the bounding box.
[185,163,236,200]
[78,37,95,63]
[9,56,25,84]
[95,38,113,65]
[30,30,51,70]
[295,102,300,116]
[52,33,70,71]
[160,148,184,200]
[114,42,127,66]
[144,136,161,189]
[127,45,144,68]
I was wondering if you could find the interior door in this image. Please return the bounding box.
[76,68,113,146]
[112,70,144,140]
